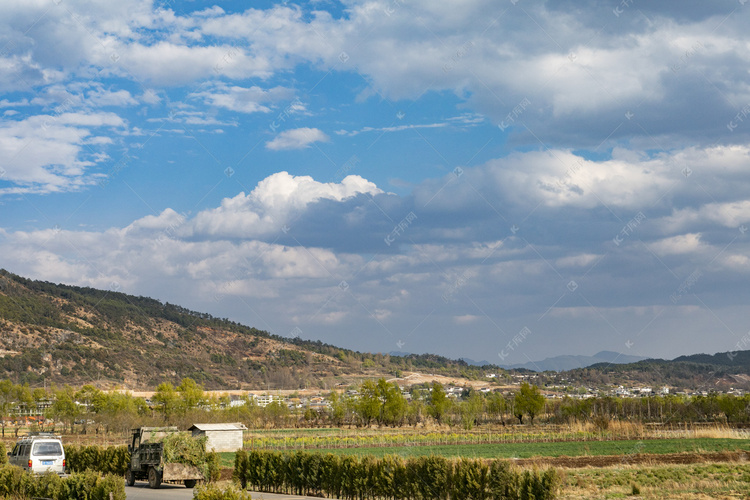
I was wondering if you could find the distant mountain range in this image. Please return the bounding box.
[496,351,649,372]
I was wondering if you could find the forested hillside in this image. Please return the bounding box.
[0,270,497,389]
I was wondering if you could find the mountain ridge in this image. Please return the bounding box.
[2,270,750,392]
[498,350,649,372]
[0,270,494,390]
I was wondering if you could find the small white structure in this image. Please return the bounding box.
[189,423,246,452]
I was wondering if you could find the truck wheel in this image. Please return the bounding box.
[184,480,197,488]
[126,470,136,486]
[148,467,162,489]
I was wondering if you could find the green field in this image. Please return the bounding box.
[218,437,750,466]
[292,437,750,459]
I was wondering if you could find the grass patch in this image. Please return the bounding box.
[561,463,750,499]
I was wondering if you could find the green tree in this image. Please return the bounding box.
[486,392,507,425]
[357,380,380,426]
[152,382,179,423]
[49,385,80,433]
[264,400,289,427]
[328,391,345,426]
[459,391,484,430]
[428,383,451,425]
[74,385,101,434]
[377,379,407,426]
[718,394,744,423]
[177,377,206,415]
[93,391,147,433]
[0,380,16,437]
[514,382,545,424]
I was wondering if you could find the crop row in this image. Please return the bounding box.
[245,430,631,450]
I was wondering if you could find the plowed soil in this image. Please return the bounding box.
[513,450,749,468]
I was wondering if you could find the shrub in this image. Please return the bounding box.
[488,460,519,500]
[631,482,641,495]
[30,471,63,500]
[0,442,7,465]
[66,444,130,475]
[194,483,254,500]
[233,450,249,488]
[451,457,487,500]
[0,465,124,500]
[519,468,558,500]
[0,465,33,498]
[207,451,221,482]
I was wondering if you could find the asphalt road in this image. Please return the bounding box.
[126,481,195,500]
[126,481,328,500]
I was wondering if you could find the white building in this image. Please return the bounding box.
[189,423,247,452]
[253,394,284,407]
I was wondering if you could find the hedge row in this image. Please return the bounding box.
[65,445,130,475]
[234,450,558,500]
[0,465,125,500]
[0,442,6,465]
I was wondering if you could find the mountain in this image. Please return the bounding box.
[501,351,649,372]
[0,270,495,390]
[4,269,749,393]
[564,350,750,390]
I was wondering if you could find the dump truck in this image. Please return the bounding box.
[126,427,204,489]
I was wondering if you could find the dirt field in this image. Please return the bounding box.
[514,450,749,468]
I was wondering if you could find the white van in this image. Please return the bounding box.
[8,433,67,476]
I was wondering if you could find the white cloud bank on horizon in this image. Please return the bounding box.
[1,146,748,361]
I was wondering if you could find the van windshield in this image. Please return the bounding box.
[32,442,63,456]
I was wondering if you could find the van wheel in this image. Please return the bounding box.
[184,480,197,488]
[126,470,136,486]
[148,467,162,489]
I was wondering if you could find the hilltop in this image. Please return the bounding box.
[0,270,498,390]
[561,352,750,391]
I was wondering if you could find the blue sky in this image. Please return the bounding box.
[1,0,749,367]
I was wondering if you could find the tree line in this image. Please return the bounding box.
[2,377,749,437]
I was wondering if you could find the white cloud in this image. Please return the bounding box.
[1,154,749,361]
[453,315,480,324]
[86,87,138,107]
[660,200,750,233]
[0,112,126,194]
[189,171,382,239]
[415,145,750,213]
[0,1,746,150]
[335,121,449,137]
[648,233,705,256]
[266,127,329,150]
[0,99,30,108]
[191,83,294,114]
